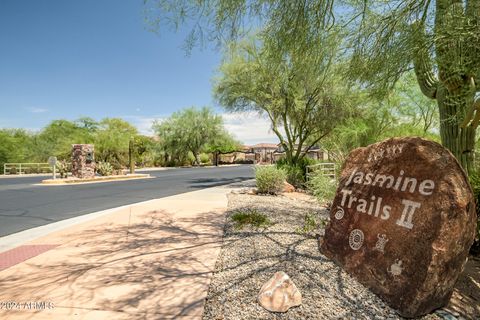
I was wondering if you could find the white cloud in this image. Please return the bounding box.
[222,112,279,145]
[26,107,48,113]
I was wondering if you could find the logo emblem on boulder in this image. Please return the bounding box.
[349,229,364,250]
[334,206,344,220]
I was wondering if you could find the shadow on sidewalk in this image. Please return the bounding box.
[0,208,226,319]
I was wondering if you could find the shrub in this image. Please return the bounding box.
[469,171,480,254]
[276,157,318,188]
[187,152,196,165]
[97,161,113,176]
[199,153,211,165]
[255,165,286,194]
[56,160,69,178]
[307,170,338,204]
[231,209,271,229]
[9,166,17,175]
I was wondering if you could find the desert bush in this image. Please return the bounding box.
[199,153,210,165]
[276,157,318,188]
[56,160,69,178]
[97,161,113,176]
[255,165,286,195]
[307,170,338,204]
[231,209,271,229]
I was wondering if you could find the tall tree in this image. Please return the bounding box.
[152,107,225,165]
[94,118,138,168]
[0,129,36,170]
[36,119,93,160]
[214,34,351,166]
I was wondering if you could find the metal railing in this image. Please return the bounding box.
[3,163,52,175]
[306,162,337,181]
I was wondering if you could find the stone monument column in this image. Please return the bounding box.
[71,144,96,179]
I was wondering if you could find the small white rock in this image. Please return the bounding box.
[257,271,302,312]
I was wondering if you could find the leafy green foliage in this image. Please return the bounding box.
[323,72,440,163]
[231,208,271,230]
[0,129,36,170]
[56,160,69,179]
[199,153,211,164]
[0,118,165,173]
[36,120,95,160]
[255,165,286,195]
[96,161,114,176]
[152,106,232,166]
[215,33,352,167]
[276,157,317,188]
[306,170,338,203]
[94,118,138,169]
[132,135,157,167]
[144,0,335,56]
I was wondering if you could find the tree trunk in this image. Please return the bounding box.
[437,86,476,174]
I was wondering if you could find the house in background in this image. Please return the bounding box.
[273,144,329,162]
[218,145,250,164]
[246,143,279,164]
[218,142,330,164]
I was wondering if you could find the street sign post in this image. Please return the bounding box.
[48,156,57,180]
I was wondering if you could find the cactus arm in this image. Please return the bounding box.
[411,21,438,99]
[466,98,480,129]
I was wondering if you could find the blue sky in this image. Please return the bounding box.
[0,0,276,144]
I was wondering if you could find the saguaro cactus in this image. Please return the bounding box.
[412,0,480,173]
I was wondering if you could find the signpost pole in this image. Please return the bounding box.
[48,156,57,180]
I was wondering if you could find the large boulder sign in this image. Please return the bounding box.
[321,137,476,318]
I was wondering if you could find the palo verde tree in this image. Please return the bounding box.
[152,107,226,165]
[94,118,138,169]
[214,33,351,166]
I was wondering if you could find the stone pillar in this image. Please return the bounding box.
[71,144,96,179]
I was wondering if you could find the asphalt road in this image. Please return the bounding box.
[0,165,254,237]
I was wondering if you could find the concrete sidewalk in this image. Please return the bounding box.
[0,185,237,319]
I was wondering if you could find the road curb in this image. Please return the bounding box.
[40,173,152,185]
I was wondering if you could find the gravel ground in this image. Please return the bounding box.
[203,191,446,320]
